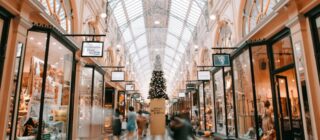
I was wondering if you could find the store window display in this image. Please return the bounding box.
[251,45,276,139]
[233,50,256,139]
[78,67,93,138]
[14,27,77,140]
[77,66,105,139]
[224,68,235,136]
[213,70,226,135]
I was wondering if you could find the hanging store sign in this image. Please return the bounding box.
[125,84,135,91]
[178,93,186,98]
[111,71,125,81]
[81,41,104,57]
[197,71,211,81]
[186,83,196,92]
[132,93,140,99]
[213,54,231,67]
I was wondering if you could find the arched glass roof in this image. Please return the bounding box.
[108,0,206,95]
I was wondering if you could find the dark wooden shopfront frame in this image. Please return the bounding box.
[306,4,320,84]
[12,25,78,140]
[212,28,305,140]
[0,6,13,87]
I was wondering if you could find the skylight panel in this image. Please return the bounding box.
[131,53,139,61]
[114,4,127,26]
[164,56,173,65]
[174,55,182,62]
[128,44,136,54]
[124,0,143,20]
[165,47,175,57]
[135,35,147,49]
[122,28,133,42]
[140,57,149,66]
[131,17,146,36]
[168,17,183,35]
[138,47,148,58]
[166,34,179,48]
[170,0,189,19]
[187,1,202,26]
[177,43,185,53]
[181,29,192,42]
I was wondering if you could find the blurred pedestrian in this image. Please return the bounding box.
[142,111,149,137]
[127,106,137,139]
[112,108,122,140]
[169,116,194,140]
[136,110,147,139]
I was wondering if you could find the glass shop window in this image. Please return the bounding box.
[251,45,276,139]
[272,36,294,69]
[233,50,256,139]
[214,70,226,135]
[15,31,74,140]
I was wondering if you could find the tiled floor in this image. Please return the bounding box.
[104,129,214,140]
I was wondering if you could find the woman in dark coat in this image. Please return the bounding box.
[112,109,122,139]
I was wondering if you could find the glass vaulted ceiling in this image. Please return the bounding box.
[108,0,205,95]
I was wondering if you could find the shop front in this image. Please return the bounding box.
[77,65,105,139]
[213,29,305,140]
[10,25,77,140]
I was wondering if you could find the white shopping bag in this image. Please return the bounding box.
[121,121,127,130]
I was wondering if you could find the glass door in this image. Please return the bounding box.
[274,69,303,140]
[275,75,293,139]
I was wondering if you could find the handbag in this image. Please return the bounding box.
[121,121,127,130]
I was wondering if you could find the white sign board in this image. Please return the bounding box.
[111,71,124,81]
[81,41,104,57]
[197,71,211,81]
[125,84,135,91]
[178,93,185,98]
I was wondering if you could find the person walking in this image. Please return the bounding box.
[136,110,147,139]
[127,106,137,139]
[112,109,122,140]
[169,116,194,140]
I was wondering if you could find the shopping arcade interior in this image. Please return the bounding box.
[0,0,319,140]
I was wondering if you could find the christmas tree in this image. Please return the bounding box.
[148,55,169,99]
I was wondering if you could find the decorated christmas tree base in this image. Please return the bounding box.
[150,98,166,135]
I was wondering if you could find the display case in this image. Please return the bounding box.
[13,25,77,140]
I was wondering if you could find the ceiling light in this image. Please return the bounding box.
[154,20,160,25]
[194,45,199,49]
[58,47,62,50]
[116,44,121,48]
[30,37,34,40]
[100,13,107,18]
[155,49,159,51]
[52,42,57,45]
[37,42,42,45]
[210,14,216,20]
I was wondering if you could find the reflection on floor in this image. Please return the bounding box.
[103,129,213,140]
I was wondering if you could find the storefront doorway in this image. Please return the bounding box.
[225,29,305,140]
[270,30,304,140]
